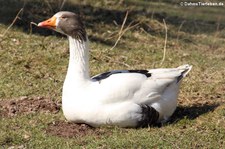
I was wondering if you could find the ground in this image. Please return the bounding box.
[0,0,225,148]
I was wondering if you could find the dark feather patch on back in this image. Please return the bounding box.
[136,105,159,128]
[92,70,151,81]
[128,70,152,77]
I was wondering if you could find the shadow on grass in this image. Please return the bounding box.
[170,104,220,123]
[0,0,224,45]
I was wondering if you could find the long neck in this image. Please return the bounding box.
[66,36,90,83]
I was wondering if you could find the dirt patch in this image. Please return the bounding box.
[0,96,60,117]
[46,121,111,138]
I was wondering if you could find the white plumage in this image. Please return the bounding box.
[38,11,192,127]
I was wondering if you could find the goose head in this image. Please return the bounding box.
[38,11,87,41]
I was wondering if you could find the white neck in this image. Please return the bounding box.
[65,36,90,83]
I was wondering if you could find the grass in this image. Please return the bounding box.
[0,0,225,148]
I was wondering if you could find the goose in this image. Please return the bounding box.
[38,11,192,128]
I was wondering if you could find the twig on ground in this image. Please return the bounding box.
[29,22,38,35]
[0,8,23,38]
[107,20,141,41]
[123,20,141,33]
[59,0,67,11]
[160,19,168,66]
[110,11,143,50]
[176,20,186,44]
[110,11,129,50]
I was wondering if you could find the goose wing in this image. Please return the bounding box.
[90,64,192,104]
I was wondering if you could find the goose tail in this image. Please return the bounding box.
[177,64,192,83]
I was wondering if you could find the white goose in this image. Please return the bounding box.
[38,11,192,128]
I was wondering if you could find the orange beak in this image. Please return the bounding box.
[38,16,57,29]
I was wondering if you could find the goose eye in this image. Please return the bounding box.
[61,16,66,19]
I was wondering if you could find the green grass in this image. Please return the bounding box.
[0,0,225,148]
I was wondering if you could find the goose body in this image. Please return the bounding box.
[38,11,192,127]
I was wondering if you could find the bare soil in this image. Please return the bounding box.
[0,96,60,117]
[46,121,112,138]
